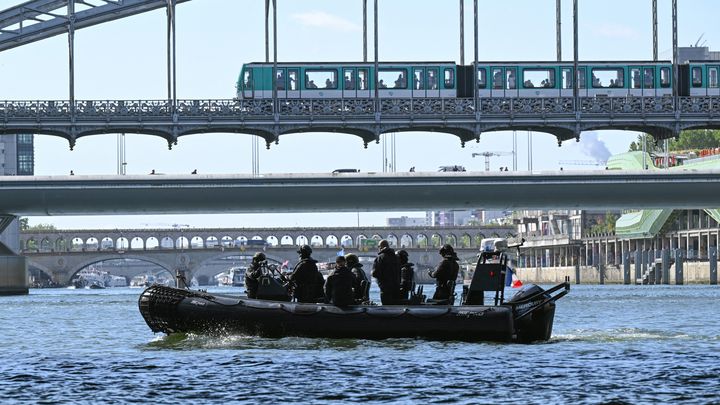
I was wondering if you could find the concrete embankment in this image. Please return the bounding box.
[516,263,716,284]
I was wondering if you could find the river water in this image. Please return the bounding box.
[1,284,718,404]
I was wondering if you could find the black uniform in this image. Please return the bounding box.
[371,246,400,305]
[324,265,354,307]
[350,263,369,301]
[399,262,415,300]
[430,254,459,300]
[244,263,263,299]
[289,257,323,303]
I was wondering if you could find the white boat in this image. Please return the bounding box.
[215,266,246,287]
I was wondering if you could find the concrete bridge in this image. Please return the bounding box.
[21,225,515,285]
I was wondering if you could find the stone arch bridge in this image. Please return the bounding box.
[21,225,515,285]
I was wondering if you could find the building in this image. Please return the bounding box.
[386,216,428,227]
[0,134,34,253]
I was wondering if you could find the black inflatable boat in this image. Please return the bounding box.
[139,250,569,343]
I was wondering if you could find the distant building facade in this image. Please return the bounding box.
[386,216,428,227]
[0,134,34,254]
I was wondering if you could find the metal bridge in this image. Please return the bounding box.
[1,96,715,149]
[0,0,700,149]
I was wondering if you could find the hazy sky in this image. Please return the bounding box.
[2,0,718,229]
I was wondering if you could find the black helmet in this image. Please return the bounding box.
[396,249,409,264]
[439,244,454,255]
[253,252,266,262]
[345,253,359,266]
[297,245,312,256]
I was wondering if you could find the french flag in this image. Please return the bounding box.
[505,268,523,288]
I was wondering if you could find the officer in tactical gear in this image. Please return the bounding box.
[244,252,266,299]
[397,249,415,301]
[371,240,401,305]
[324,255,354,306]
[289,245,323,302]
[429,244,460,301]
[346,253,369,302]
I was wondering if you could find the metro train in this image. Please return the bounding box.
[236,60,720,100]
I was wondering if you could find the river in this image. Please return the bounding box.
[1,284,718,404]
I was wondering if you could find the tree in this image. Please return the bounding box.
[669,129,720,151]
[19,217,29,230]
[25,223,57,231]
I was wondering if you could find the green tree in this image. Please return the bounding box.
[669,129,720,151]
[26,223,57,231]
[19,217,29,230]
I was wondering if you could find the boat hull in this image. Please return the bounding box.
[137,285,556,342]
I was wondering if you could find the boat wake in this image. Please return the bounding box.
[554,327,695,343]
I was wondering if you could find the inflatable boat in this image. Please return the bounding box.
[138,249,569,343]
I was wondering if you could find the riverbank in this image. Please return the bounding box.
[516,262,718,284]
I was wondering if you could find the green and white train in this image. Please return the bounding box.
[236,60,720,100]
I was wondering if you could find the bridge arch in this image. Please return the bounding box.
[266,236,279,247]
[296,235,309,246]
[325,235,338,247]
[176,237,189,249]
[417,234,428,248]
[117,237,129,250]
[40,237,53,252]
[130,237,144,250]
[399,234,413,248]
[160,237,174,249]
[280,235,293,246]
[310,235,323,247]
[386,234,398,247]
[430,234,442,248]
[445,234,457,246]
[340,235,353,248]
[62,255,175,286]
[206,236,218,248]
[101,237,114,250]
[85,237,99,250]
[147,237,160,249]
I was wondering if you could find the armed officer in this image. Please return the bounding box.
[371,240,400,305]
[397,249,415,301]
[346,253,369,302]
[244,252,266,299]
[289,245,324,303]
[324,256,354,306]
[429,244,460,301]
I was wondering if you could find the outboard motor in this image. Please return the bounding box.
[507,284,560,343]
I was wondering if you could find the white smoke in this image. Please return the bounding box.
[579,132,612,162]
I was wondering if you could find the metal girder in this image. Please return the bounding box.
[0,0,190,52]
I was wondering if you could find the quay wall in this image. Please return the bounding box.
[516,263,714,284]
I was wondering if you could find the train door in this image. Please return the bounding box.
[357,68,370,98]
[427,68,440,98]
[274,68,287,99]
[629,65,656,97]
[412,68,426,98]
[242,69,254,99]
[490,67,503,97]
[476,66,490,98]
[707,65,719,96]
[658,66,672,96]
[287,68,300,98]
[505,67,518,98]
[343,68,356,98]
[690,65,705,96]
[560,67,573,97]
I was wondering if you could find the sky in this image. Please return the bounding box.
[2,0,719,229]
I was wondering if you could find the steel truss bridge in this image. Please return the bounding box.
[1,96,716,149]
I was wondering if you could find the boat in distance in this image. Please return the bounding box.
[138,249,569,343]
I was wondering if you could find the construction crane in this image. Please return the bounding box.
[472,151,514,171]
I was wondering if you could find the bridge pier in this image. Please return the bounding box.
[0,215,28,295]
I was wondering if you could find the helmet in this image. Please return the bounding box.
[396,249,409,264]
[297,245,313,256]
[253,252,266,263]
[439,244,454,255]
[345,253,359,266]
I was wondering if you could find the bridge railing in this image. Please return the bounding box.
[4,97,719,121]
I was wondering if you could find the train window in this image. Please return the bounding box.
[591,68,623,88]
[358,69,369,90]
[522,69,555,89]
[562,68,572,89]
[275,69,285,90]
[492,68,503,89]
[477,68,486,88]
[413,68,424,90]
[243,70,253,90]
[343,69,355,90]
[631,68,641,88]
[288,69,298,91]
[709,67,719,88]
[379,69,407,89]
[305,69,337,89]
[506,69,516,89]
[428,68,439,90]
[660,67,671,88]
[692,67,702,87]
[444,68,455,89]
[642,68,654,89]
